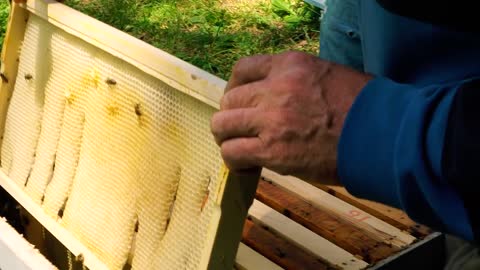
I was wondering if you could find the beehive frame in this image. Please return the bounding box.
[0,1,260,269]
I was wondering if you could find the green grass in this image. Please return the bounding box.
[0,0,10,48]
[0,0,320,80]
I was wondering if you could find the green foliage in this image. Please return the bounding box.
[272,0,320,28]
[0,1,10,49]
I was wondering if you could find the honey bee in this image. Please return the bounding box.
[134,103,143,117]
[105,78,117,85]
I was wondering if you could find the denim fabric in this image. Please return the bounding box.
[319,0,364,71]
[304,0,326,9]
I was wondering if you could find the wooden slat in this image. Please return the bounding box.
[320,185,432,238]
[248,200,368,270]
[0,2,29,153]
[242,218,335,270]
[235,243,283,270]
[256,178,400,264]
[261,169,416,248]
[201,169,261,270]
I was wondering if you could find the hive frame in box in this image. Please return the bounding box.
[0,1,260,269]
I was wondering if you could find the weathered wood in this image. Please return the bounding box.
[320,185,432,238]
[256,178,400,263]
[248,200,368,270]
[201,169,261,270]
[235,243,283,270]
[261,169,416,248]
[242,218,336,270]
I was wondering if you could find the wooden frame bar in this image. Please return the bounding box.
[248,200,368,269]
[22,0,226,109]
[255,178,400,263]
[242,218,333,270]
[261,169,416,248]
[319,185,432,237]
[235,243,283,270]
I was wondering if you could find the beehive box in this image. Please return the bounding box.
[0,1,444,270]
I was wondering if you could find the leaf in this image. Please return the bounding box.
[190,16,205,24]
[272,0,294,17]
[284,14,302,26]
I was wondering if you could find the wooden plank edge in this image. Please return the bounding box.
[248,199,368,270]
[0,217,57,270]
[261,169,416,248]
[319,185,432,238]
[255,179,399,264]
[200,168,261,270]
[235,243,283,270]
[368,232,445,270]
[242,218,334,270]
[23,0,227,109]
[0,171,110,270]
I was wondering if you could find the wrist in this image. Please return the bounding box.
[326,63,373,136]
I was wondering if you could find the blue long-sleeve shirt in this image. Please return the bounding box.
[337,1,480,242]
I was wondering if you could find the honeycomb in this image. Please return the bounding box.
[1,14,226,270]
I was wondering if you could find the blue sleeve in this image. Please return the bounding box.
[337,77,476,241]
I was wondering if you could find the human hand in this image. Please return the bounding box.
[211,51,372,185]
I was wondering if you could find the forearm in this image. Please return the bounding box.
[338,76,480,241]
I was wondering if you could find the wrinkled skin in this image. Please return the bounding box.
[211,51,372,185]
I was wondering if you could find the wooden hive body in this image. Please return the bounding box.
[0,1,444,270]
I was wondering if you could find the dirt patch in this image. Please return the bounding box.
[220,0,269,12]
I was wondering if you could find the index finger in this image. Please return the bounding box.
[226,54,273,92]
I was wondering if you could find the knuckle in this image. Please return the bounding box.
[260,132,273,148]
[283,68,310,87]
[283,51,308,63]
[220,92,231,110]
[210,112,223,135]
[221,145,238,170]
[220,145,230,161]
[221,144,233,162]
[232,57,250,75]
